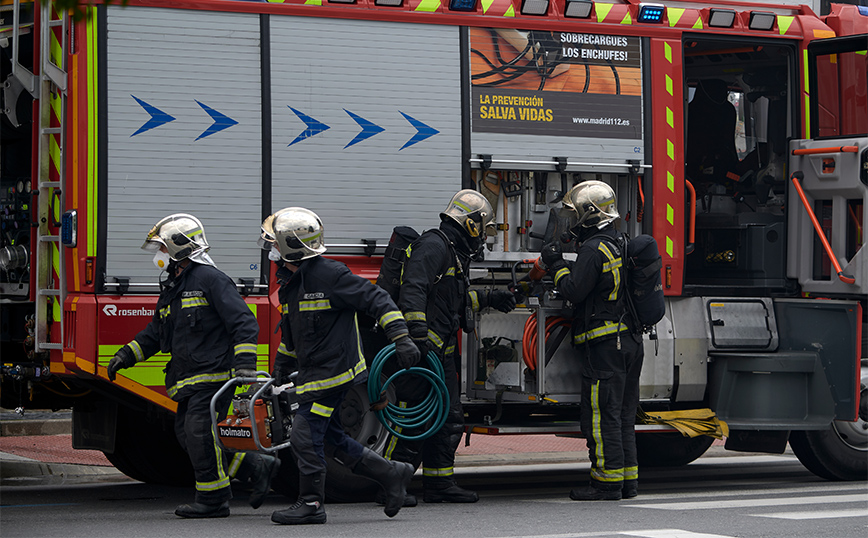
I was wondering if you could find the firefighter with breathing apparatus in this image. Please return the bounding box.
[261,207,419,525]
[541,181,644,501]
[107,214,280,518]
[386,189,518,505]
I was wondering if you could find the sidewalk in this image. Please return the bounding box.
[0,410,725,485]
[0,429,588,484]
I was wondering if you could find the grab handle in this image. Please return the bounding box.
[790,171,856,284]
[685,179,696,255]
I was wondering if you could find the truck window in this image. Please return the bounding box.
[683,37,795,292]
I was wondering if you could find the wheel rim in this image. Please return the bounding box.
[832,370,868,452]
[339,380,394,453]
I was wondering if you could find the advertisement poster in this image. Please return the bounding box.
[470,28,643,140]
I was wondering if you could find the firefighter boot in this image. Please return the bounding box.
[271,472,327,525]
[622,480,638,499]
[569,482,622,501]
[375,490,418,508]
[353,447,415,517]
[174,501,230,519]
[247,454,281,509]
[423,479,479,503]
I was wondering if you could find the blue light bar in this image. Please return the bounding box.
[637,3,665,23]
[449,0,477,11]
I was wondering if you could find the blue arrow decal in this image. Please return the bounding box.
[399,112,439,150]
[344,109,385,149]
[131,95,176,137]
[288,107,330,146]
[195,101,239,141]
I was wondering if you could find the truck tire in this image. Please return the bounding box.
[270,376,407,503]
[324,380,404,503]
[636,433,714,467]
[788,364,867,481]
[104,405,194,486]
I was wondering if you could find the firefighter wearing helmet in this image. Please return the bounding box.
[541,181,644,501]
[386,189,517,505]
[107,214,280,518]
[262,207,418,525]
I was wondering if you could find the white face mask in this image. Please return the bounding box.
[268,246,282,262]
[153,251,171,271]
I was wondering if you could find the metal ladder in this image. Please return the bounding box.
[12,0,69,353]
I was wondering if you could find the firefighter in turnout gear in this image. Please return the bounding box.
[387,189,517,504]
[263,208,418,525]
[106,214,280,518]
[541,181,644,501]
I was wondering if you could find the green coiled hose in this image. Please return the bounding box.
[367,343,450,441]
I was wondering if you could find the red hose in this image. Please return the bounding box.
[522,314,570,370]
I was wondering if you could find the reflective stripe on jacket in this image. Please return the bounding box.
[554,228,632,344]
[124,263,259,401]
[275,256,409,403]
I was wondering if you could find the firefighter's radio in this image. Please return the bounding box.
[209,372,296,454]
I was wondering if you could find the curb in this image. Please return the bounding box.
[1,453,127,486]
[1,419,72,437]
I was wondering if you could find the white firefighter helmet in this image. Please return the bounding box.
[440,189,495,238]
[563,180,620,229]
[141,213,214,265]
[270,207,327,262]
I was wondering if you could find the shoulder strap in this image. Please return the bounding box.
[427,228,465,277]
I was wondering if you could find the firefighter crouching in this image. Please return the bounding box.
[541,181,644,501]
[107,214,280,518]
[262,207,419,525]
[387,189,517,505]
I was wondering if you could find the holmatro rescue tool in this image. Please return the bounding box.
[210,371,296,454]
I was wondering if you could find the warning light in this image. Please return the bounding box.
[748,11,776,31]
[637,3,665,23]
[564,0,593,18]
[61,210,77,247]
[520,0,549,15]
[708,8,736,28]
[448,0,477,11]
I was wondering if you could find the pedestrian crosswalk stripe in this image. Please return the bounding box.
[484,530,737,538]
[628,493,866,510]
[620,530,737,538]
[755,508,868,520]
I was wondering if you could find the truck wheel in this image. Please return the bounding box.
[789,365,868,481]
[269,366,414,503]
[104,405,193,486]
[270,379,419,503]
[636,433,714,467]
[103,447,149,483]
[324,380,399,503]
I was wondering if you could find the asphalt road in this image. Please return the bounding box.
[2,453,866,538]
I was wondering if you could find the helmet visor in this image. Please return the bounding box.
[257,234,274,250]
[142,240,162,253]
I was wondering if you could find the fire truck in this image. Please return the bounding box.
[1,0,865,499]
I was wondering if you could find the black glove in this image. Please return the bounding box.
[233,368,257,379]
[487,289,517,313]
[107,348,135,382]
[394,334,422,370]
[412,337,430,360]
[272,365,288,385]
[540,241,564,268]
